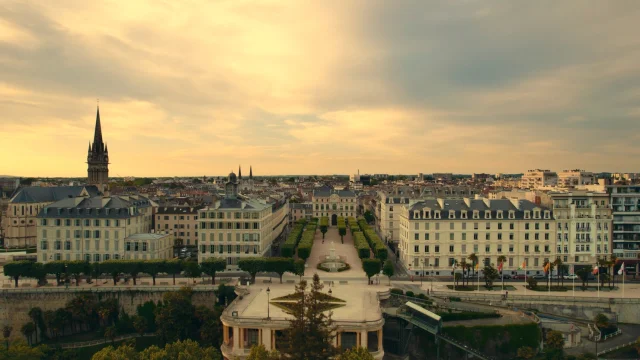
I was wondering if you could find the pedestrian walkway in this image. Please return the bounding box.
[305,227,366,278]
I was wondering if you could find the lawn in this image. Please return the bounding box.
[602,343,639,359]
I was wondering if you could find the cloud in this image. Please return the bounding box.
[0,0,639,176]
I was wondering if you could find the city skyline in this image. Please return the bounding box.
[1,1,640,177]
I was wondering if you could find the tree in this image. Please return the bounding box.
[3,325,12,349]
[280,274,338,360]
[459,260,468,287]
[67,260,89,286]
[3,260,32,287]
[132,316,147,337]
[577,267,591,290]
[293,259,305,280]
[141,339,222,360]
[483,264,499,288]
[497,255,507,288]
[383,260,394,285]
[526,277,538,290]
[100,260,122,285]
[194,305,222,347]
[0,340,48,360]
[467,253,478,278]
[20,322,35,346]
[142,260,165,285]
[337,217,346,244]
[338,347,375,360]
[543,259,554,288]
[610,255,619,289]
[454,273,462,286]
[122,260,144,286]
[247,344,280,360]
[553,258,564,287]
[200,258,227,285]
[320,217,329,239]
[265,257,294,284]
[546,330,565,350]
[104,326,117,345]
[44,261,67,286]
[362,259,382,284]
[155,288,196,343]
[594,313,609,328]
[183,262,202,283]
[517,346,535,359]
[91,343,138,360]
[164,259,183,285]
[28,307,43,344]
[238,258,266,284]
[363,210,374,223]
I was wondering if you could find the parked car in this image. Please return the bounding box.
[501,274,512,279]
[512,274,526,280]
[563,274,578,280]
[532,274,547,279]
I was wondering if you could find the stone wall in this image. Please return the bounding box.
[0,288,217,341]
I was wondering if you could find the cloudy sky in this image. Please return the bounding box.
[1,1,639,177]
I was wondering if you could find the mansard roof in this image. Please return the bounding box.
[10,186,101,204]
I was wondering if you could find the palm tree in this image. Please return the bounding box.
[610,255,618,289]
[497,255,507,289]
[459,260,468,287]
[21,323,35,346]
[468,253,478,280]
[597,258,608,287]
[554,258,563,287]
[28,307,43,344]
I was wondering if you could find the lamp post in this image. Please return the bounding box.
[266,287,271,319]
[421,259,425,285]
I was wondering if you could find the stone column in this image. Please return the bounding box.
[378,329,382,351]
[233,326,240,349]
[263,329,272,350]
[360,330,368,349]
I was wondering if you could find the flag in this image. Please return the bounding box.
[475,262,480,270]
[498,262,503,272]
[452,260,457,271]
[543,262,550,273]
[518,261,526,270]
[593,264,599,275]
[618,262,625,275]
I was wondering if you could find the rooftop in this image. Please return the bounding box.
[10,185,101,204]
[125,233,171,241]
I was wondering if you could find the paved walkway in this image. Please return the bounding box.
[305,227,366,278]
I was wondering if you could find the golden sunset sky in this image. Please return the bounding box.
[1,1,639,177]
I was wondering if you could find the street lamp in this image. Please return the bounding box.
[266,287,271,319]
[329,288,333,296]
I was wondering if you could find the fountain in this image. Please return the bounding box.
[318,241,347,272]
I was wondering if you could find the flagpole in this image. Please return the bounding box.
[524,264,527,295]
[477,264,480,292]
[501,262,504,292]
[597,264,600,299]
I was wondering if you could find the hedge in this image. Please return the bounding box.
[357,218,388,261]
[390,288,404,295]
[282,221,306,257]
[347,217,359,234]
[353,231,371,259]
[439,312,501,322]
[297,227,316,260]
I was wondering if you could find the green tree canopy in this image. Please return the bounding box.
[362,259,382,282]
[264,257,294,283]
[200,258,227,285]
[338,347,375,360]
[238,258,266,284]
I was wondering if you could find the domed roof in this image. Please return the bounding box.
[228,172,237,182]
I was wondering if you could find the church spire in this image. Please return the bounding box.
[93,106,104,152]
[249,166,253,179]
[238,165,242,179]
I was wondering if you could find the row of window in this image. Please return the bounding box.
[42,229,122,239]
[410,222,551,231]
[40,240,161,252]
[410,256,551,268]
[200,232,261,242]
[412,209,551,220]
[314,204,355,210]
[556,222,609,231]
[42,218,131,227]
[313,198,355,203]
[199,222,261,230]
[410,232,551,241]
[556,234,610,242]
[158,215,198,221]
[199,212,261,219]
[199,244,260,254]
[42,253,120,262]
[412,244,551,254]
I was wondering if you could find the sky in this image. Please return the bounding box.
[1,1,640,177]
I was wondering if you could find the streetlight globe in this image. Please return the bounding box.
[267,287,270,294]
[328,289,332,295]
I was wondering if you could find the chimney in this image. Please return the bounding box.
[437,198,444,208]
[463,198,471,207]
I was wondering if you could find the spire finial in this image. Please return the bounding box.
[239,165,242,179]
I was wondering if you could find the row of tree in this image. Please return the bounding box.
[281,220,307,257]
[357,218,388,262]
[337,216,346,243]
[352,232,371,259]
[319,216,329,239]
[235,257,305,283]
[297,219,318,260]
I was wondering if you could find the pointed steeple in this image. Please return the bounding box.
[93,106,104,152]
[105,143,108,153]
[249,166,253,179]
[238,165,242,179]
[88,142,91,153]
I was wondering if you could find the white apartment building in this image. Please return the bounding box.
[608,185,640,263]
[398,197,554,276]
[557,170,596,188]
[155,206,203,245]
[520,169,558,189]
[312,188,357,225]
[378,192,411,245]
[36,195,154,263]
[198,172,288,267]
[543,191,612,266]
[123,233,174,260]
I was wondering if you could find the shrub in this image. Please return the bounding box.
[390,288,404,295]
[439,312,501,322]
[405,291,415,297]
[297,229,315,260]
[353,232,371,259]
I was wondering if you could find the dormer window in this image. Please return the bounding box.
[544,211,550,219]
[449,211,455,219]
[473,211,479,219]
[434,211,441,219]
[497,211,503,219]
[524,211,531,219]
[413,211,420,219]
[461,211,467,219]
[534,211,540,219]
[508,211,515,219]
[484,211,491,219]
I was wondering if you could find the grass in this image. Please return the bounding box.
[447,285,517,291]
[528,286,569,292]
[42,330,108,345]
[602,343,638,359]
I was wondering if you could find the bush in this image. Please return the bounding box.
[352,232,371,259]
[390,288,404,295]
[405,291,415,297]
[357,218,388,262]
[450,297,461,302]
[282,222,306,258]
[439,312,501,322]
[417,293,428,300]
[297,229,315,260]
